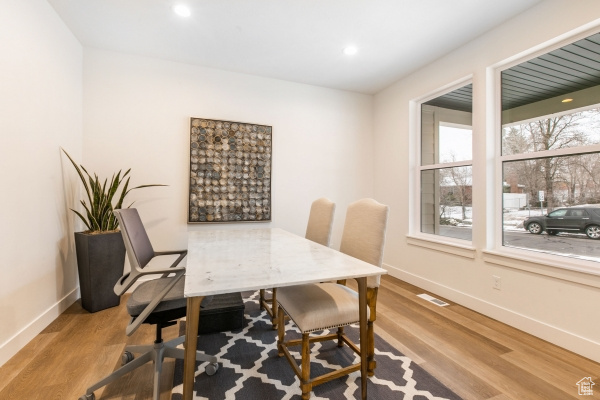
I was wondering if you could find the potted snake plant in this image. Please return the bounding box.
[62,148,166,312]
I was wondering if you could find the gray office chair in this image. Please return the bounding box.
[259,197,336,329]
[80,208,218,400]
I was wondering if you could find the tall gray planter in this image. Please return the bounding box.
[75,231,126,313]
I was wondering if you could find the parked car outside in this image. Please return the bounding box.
[523,206,600,239]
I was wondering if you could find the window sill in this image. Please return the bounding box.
[482,249,600,289]
[406,234,476,259]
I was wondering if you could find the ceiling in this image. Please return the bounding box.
[48,0,543,94]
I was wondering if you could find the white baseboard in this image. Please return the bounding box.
[384,263,600,364]
[0,287,80,367]
[0,276,158,368]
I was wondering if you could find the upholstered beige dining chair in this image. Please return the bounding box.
[276,198,389,399]
[259,197,336,329]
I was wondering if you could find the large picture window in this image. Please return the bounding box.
[500,32,600,262]
[419,83,473,241]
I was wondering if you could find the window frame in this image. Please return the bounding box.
[409,76,476,256]
[486,26,600,279]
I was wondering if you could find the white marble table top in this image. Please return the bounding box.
[185,228,387,297]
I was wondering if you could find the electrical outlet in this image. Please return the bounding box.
[493,275,501,290]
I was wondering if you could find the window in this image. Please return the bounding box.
[500,32,600,262]
[419,83,473,241]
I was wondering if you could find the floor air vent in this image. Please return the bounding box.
[417,293,449,307]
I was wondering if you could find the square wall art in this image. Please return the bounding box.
[188,118,272,223]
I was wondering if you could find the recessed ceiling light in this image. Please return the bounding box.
[173,4,191,17]
[343,46,358,56]
[562,98,573,103]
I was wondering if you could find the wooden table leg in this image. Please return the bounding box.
[183,296,203,400]
[357,277,367,400]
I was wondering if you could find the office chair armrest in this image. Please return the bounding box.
[125,268,186,336]
[154,249,187,257]
[154,250,187,277]
[138,266,186,276]
[114,266,186,296]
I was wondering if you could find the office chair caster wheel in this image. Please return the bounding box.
[121,351,134,365]
[205,362,219,376]
[79,393,95,400]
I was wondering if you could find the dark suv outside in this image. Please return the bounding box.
[523,206,600,239]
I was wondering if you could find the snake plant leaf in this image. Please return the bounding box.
[114,176,131,211]
[62,149,93,207]
[61,148,167,233]
[70,208,92,231]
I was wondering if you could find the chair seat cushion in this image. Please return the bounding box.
[127,276,187,316]
[277,283,369,333]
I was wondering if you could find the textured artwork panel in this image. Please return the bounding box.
[188,118,272,223]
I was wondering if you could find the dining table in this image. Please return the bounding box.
[182,227,387,400]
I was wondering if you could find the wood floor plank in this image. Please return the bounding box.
[487,395,514,400]
[373,324,425,364]
[448,303,600,372]
[379,275,600,398]
[377,310,501,400]
[2,276,599,400]
[376,276,595,400]
[377,286,513,357]
[501,350,595,399]
[0,295,178,400]
[0,331,60,393]
[377,301,539,398]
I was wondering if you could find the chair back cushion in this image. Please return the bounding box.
[114,208,155,269]
[305,197,336,246]
[339,198,389,287]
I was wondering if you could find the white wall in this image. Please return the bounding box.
[82,48,374,259]
[374,0,600,362]
[0,0,82,366]
[5,0,598,371]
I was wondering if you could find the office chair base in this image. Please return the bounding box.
[81,335,217,400]
[205,361,219,375]
[122,350,134,365]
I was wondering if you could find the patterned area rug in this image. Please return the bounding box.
[172,291,462,400]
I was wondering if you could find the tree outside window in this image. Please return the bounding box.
[500,31,600,262]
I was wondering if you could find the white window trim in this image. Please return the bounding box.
[420,159,473,171]
[440,121,471,130]
[500,144,600,163]
[407,234,476,259]
[409,75,474,255]
[482,247,600,284]
[486,23,600,278]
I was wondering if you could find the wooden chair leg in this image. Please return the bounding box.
[301,333,312,400]
[259,289,266,310]
[271,288,278,330]
[277,307,285,357]
[336,327,344,347]
[367,287,378,376]
[367,320,376,376]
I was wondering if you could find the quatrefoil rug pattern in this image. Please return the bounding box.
[172,291,462,400]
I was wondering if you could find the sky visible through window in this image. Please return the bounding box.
[439,125,472,163]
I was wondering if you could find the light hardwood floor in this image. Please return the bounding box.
[1,275,598,399]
